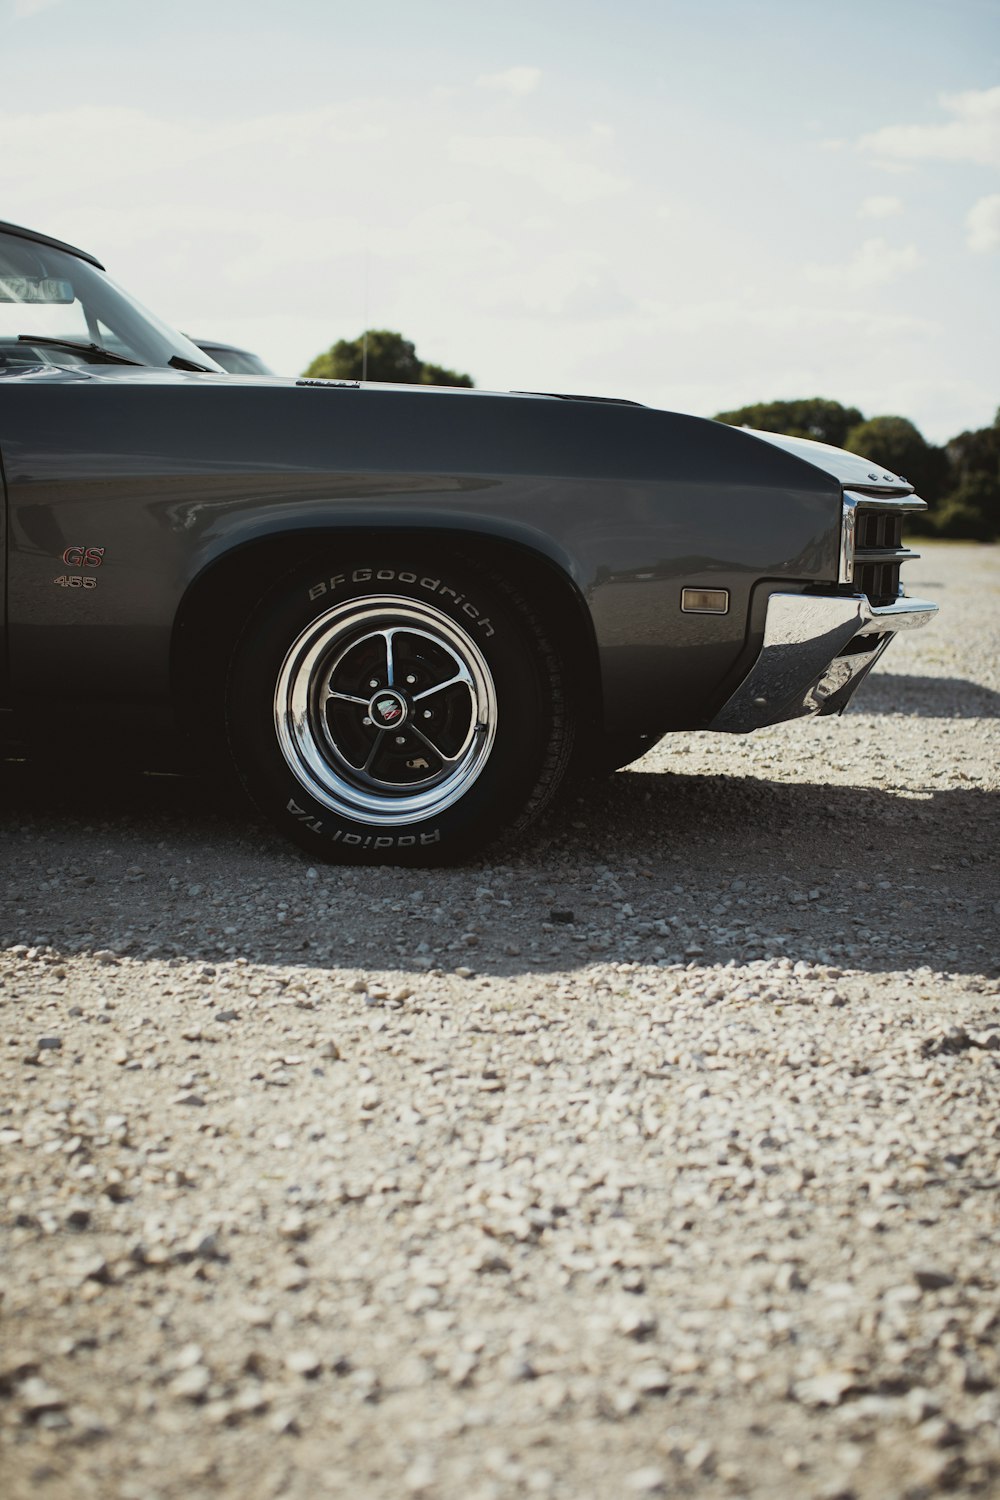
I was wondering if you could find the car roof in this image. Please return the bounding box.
[0,220,105,270]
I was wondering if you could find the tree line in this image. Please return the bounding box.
[303,332,996,541]
[714,398,999,541]
[303,330,473,389]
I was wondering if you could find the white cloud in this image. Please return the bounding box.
[859,86,1000,167]
[804,237,921,289]
[472,252,635,322]
[448,134,627,205]
[0,78,991,446]
[966,193,1000,252]
[475,66,541,96]
[0,104,386,195]
[859,195,903,219]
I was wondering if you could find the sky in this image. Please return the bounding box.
[2,0,998,443]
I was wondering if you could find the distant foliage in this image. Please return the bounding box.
[936,412,1000,540]
[715,399,998,541]
[713,397,863,450]
[303,330,474,388]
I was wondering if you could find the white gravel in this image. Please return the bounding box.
[1,542,997,1500]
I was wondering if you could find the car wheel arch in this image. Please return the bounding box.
[169,527,602,761]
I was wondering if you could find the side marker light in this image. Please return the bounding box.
[681,588,729,614]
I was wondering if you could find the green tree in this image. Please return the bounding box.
[714,397,863,449]
[933,473,999,541]
[936,409,1000,540]
[420,360,474,388]
[303,329,473,387]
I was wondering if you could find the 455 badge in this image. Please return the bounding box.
[53,544,104,590]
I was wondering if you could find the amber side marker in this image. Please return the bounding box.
[681,588,729,614]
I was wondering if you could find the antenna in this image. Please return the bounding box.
[361,246,369,383]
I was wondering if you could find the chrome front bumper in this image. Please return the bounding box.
[709,592,938,732]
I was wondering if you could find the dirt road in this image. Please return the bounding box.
[2,542,997,1500]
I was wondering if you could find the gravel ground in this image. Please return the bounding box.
[1,542,997,1500]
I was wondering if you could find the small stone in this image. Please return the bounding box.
[449,1352,478,1387]
[625,1468,666,1494]
[277,1265,309,1291]
[278,1212,308,1241]
[284,1350,322,1378]
[184,1231,225,1262]
[37,1036,62,1051]
[917,1417,963,1448]
[629,1363,671,1395]
[684,1442,714,1474]
[904,1388,941,1425]
[793,1370,856,1407]
[671,1351,704,1375]
[169,1365,210,1400]
[318,1040,341,1060]
[404,1455,437,1493]
[214,1009,239,1022]
[172,1344,205,1371]
[619,1309,657,1340]
[1,1354,40,1385]
[912,1266,955,1291]
[77,1256,112,1285]
[19,1378,67,1416]
[269,1408,300,1435]
[173,1092,206,1107]
[240,1304,273,1328]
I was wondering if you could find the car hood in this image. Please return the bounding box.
[3,365,918,495]
[738,425,912,493]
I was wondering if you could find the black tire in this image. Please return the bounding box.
[226,551,575,864]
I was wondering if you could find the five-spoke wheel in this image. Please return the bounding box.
[274,596,498,825]
[226,554,574,863]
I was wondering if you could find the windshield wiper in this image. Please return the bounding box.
[17,335,142,366]
[168,354,215,372]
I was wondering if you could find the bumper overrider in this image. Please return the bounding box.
[710,486,937,732]
[709,592,937,731]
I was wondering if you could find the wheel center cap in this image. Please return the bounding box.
[369,689,408,729]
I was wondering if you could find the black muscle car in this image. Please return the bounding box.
[0,220,937,863]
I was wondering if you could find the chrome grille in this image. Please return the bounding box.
[855,509,906,605]
[841,491,923,606]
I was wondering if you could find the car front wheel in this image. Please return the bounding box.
[226,553,575,863]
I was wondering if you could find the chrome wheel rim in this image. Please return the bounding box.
[274,595,498,825]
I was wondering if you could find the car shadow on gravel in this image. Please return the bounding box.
[1,754,997,979]
[853,673,1000,717]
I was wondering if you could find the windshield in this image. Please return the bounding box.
[0,225,224,374]
[196,343,274,376]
